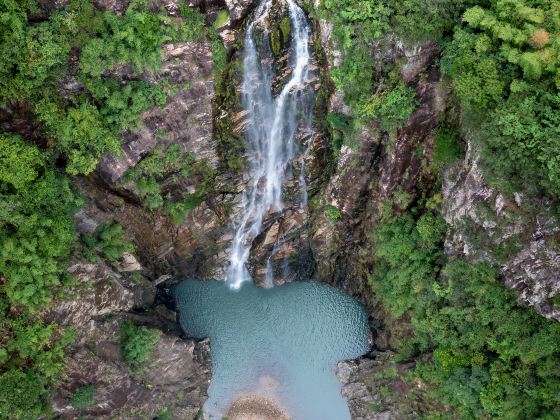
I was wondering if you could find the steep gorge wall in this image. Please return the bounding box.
[40,0,559,418]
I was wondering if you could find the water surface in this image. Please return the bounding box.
[173,280,370,420]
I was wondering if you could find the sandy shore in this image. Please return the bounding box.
[227,395,290,420]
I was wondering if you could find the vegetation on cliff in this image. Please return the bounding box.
[321,0,560,200]
[0,0,210,416]
[370,210,560,418]
[320,0,560,418]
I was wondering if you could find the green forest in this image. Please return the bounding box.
[320,0,560,417]
[1,0,559,418]
[0,0,208,416]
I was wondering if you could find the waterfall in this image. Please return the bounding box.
[225,0,314,289]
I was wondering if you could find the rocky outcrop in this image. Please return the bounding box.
[51,324,211,419]
[443,139,560,320]
[48,256,211,419]
[225,0,257,22]
[99,40,217,183]
[337,351,418,420]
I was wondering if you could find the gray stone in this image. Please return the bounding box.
[443,138,560,320]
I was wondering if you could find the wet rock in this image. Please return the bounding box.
[225,0,258,22]
[117,252,143,272]
[379,70,446,199]
[310,125,381,300]
[74,209,100,234]
[400,42,439,83]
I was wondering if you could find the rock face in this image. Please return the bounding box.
[310,39,446,304]
[443,140,560,321]
[225,0,257,22]
[336,351,419,420]
[99,40,217,183]
[48,258,211,419]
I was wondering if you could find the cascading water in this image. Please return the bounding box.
[226,0,314,289]
[172,3,371,418]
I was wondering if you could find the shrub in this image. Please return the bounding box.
[69,385,96,409]
[326,112,353,150]
[360,82,417,131]
[325,204,342,222]
[82,223,135,262]
[124,144,206,212]
[165,194,204,224]
[431,128,464,173]
[0,133,42,189]
[121,321,160,367]
[35,99,121,176]
[0,370,45,419]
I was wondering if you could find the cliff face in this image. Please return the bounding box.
[442,140,560,321]
[39,0,559,418]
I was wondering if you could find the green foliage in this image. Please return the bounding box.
[320,1,474,113]
[325,204,342,222]
[422,260,560,418]
[210,26,228,92]
[443,1,560,197]
[431,128,464,173]
[360,82,417,131]
[0,1,71,103]
[155,407,173,420]
[36,99,121,175]
[0,370,44,419]
[479,87,560,196]
[165,193,204,224]
[0,302,74,418]
[0,133,42,189]
[82,223,135,262]
[178,2,206,42]
[4,317,74,380]
[0,135,82,309]
[124,144,212,220]
[370,212,445,320]
[69,385,96,409]
[125,144,194,209]
[213,10,229,29]
[371,209,560,418]
[121,321,160,367]
[326,112,353,150]
[78,8,173,77]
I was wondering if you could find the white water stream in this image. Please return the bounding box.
[225,0,314,288]
[174,7,370,418]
